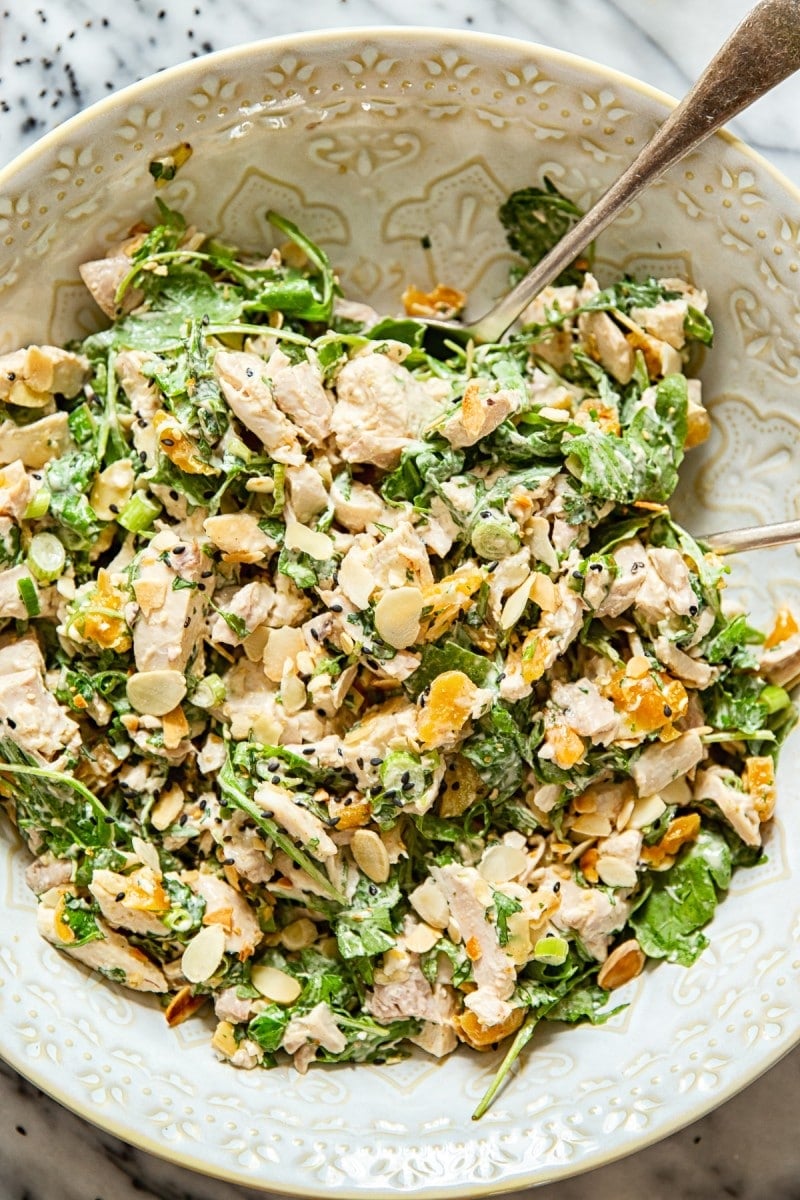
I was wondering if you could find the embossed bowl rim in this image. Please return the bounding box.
[2,24,800,1199]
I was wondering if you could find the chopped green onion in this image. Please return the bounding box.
[17,575,41,617]
[533,935,569,965]
[191,674,226,709]
[470,513,521,561]
[118,493,162,533]
[271,463,286,515]
[761,684,791,714]
[27,532,66,582]
[23,488,51,520]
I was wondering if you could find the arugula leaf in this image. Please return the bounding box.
[61,894,105,946]
[381,439,465,509]
[490,888,523,946]
[248,1004,290,1053]
[703,673,772,739]
[0,737,112,856]
[547,982,624,1025]
[45,451,104,547]
[704,614,763,669]
[367,317,426,348]
[565,374,688,504]
[406,640,497,700]
[629,827,732,966]
[264,210,336,323]
[334,875,402,961]
[461,706,527,802]
[499,180,587,286]
[218,752,345,903]
[685,305,714,346]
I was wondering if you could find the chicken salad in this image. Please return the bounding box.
[0,187,796,1116]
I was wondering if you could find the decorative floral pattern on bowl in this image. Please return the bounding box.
[2,27,800,1197]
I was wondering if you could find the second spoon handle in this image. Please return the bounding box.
[704,518,800,555]
[476,0,800,343]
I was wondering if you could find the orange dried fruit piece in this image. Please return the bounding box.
[520,631,551,683]
[764,606,799,649]
[744,755,776,821]
[420,565,484,642]
[417,669,481,750]
[543,724,586,769]
[402,283,466,319]
[456,1005,525,1050]
[576,398,620,435]
[153,410,216,476]
[641,813,700,868]
[80,568,131,652]
[608,668,687,735]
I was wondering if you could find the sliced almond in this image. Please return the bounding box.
[597,938,645,990]
[132,576,167,618]
[162,704,189,750]
[243,625,270,663]
[284,515,333,561]
[625,654,651,679]
[181,923,226,984]
[500,574,533,631]
[251,963,302,1005]
[338,550,374,609]
[374,586,423,649]
[151,784,185,832]
[204,513,270,560]
[165,985,207,1027]
[478,844,529,884]
[529,516,558,571]
[403,920,441,954]
[263,625,306,683]
[569,812,612,838]
[127,669,187,717]
[90,459,135,521]
[211,1020,238,1057]
[409,879,450,929]
[131,835,162,878]
[529,572,557,612]
[280,672,307,716]
[351,828,390,884]
[628,792,667,830]
[595,855,638,889]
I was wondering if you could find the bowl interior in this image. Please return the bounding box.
[2,27,800,1198]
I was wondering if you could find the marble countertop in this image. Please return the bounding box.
[2,2,800,1198]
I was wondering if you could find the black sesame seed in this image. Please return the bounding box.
[6,718,15,729]
[400,771,410,785]
[302,747,315,756]
[369,756,382,766]
[271,775,281,785]
[201,570,213,578]
[590,563,603,572]
[553,881,561,893]
[108,503,119,514]
[368,884,379,896]
[179,813,188,827]
[310,628,320,642]
[451,781,461,791]
[115,892,125,902]
[330,603,343,613]
[267,760,279,771]
[663,704,673,717]
[223,856,235,865]
[689,605,698,616]
[172,545,186,554]
[169,489,179,501]
[316,708,327,718]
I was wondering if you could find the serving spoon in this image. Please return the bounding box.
[424,0,800,344]
[703,518,800,555]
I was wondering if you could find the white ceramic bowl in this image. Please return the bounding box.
[2,27,800,1198]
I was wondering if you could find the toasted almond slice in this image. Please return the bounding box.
[627,792,667,830]
[251,964,302,1005]
[374,586,423,649]
[404,920,441,954]
[500,574,533,631]
[211,1020,238,1057]
[597,938,645,990]
[595,855,638,889]
[351,829,391,884]
[409,879,450,929]
[280,672,307,715]
[625,654,651,679]
[338,551,374,609]
[263,626,305,683]
[131,835,162,878]
[529,516,558,571]
[165,985,207,1027]
[181,923,226,984]
[478,844,529,883]
[569,812,613,838]
[151,785,185,832]
[284,515,333,561]
[162,704,189,751]
[529,572,557,612]
[132,576,167,618]
[127,669,187,716]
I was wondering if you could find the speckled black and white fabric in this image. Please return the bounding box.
[1,2,800,1198]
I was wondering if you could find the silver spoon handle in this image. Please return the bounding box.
[476,0,800,343]
[703,518,800,555]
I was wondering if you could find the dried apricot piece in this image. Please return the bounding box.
[417,670,481,750]
[764,606,799,649]
[543,724,586,769]
[402,283,466,319]
[153,410,216,476]
[420,565,484,642]
[744,755,776,821]
[456,1005,525,1050]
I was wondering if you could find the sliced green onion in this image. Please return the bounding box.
[533,935,569,965]
[17,575,41,617]
[118,493,162,533]
[471,514,521,561]
[191,674,226,709]
[23,488,51,520]
[271,463,286,514]
[27,532,66,582]
[761,684,791,715]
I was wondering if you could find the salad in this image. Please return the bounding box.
[0,185,797,1118]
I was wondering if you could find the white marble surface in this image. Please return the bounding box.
[2,1,800,1197]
